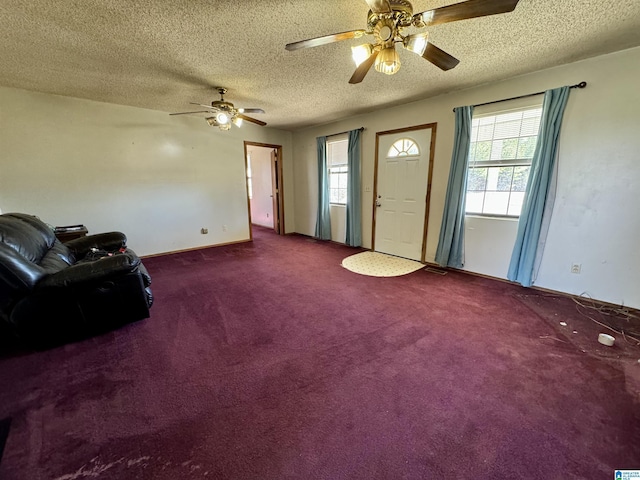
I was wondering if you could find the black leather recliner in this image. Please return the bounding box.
[0,213,153,348]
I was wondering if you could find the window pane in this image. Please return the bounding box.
[470,125,479,143]
[500,138,518,160]
[508,192,525,216]
[496,167,514,191]
[389,138,419,157]
[517,136,537,159]
[474,141,492,162]
[490,139,504,161]
[520,115,541,136]
[468,143,476,162]
[493,119,521,140]
[477,124,494,142]
[483,192,510,215]
[330,189,339,204]
[338,172,348,189]
[512,166,530,191]
[466,191,485,213]
[338,188,347,204]
[467,167,488,191]
[329,172,338,190]
[328,139,348,167]
[495,111,524,123]
[485,167,501,190]
[522,108,543,119]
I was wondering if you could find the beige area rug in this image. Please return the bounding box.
[341,251,424,277]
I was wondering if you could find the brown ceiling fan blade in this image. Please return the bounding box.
[285,30,367,51]
[189,102,218,109]
[349,50,379,84]
[239,108,265,114]
[415,0,520,27]
[237,114,267,126]
[364,0,391,14]
[169,110,211,116]
[422,43,460,71]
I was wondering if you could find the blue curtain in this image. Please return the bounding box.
[508,86,570,286]
[346,129,362,247]
[315,136,331,240]
[434,105,474,268]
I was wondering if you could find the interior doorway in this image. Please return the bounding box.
[244,142,285,239]
[372,123,437,262]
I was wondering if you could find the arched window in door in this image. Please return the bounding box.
[388,138,420,157]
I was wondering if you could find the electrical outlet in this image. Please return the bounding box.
[571,263,581,274]
[365,186,372,192]
[222,225,227,232]
[200,228,208,234]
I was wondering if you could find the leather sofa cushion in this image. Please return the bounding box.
[39,241,75,274]
[0,215,54,264]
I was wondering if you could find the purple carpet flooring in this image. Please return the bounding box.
[0,226,638,479]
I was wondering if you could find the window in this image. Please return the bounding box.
[466,106,542,217]
[328,137,348,205]
[388,138,419,157]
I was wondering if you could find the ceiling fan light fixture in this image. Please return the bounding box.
[419,11,435,26]
[351,43,373,67]
[404,32,429,56]
[206,114,235,131]
[216,112,230,125]
[375,46,401,75]
[232,116,243,127]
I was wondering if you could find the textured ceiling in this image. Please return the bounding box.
[1,0,640,131]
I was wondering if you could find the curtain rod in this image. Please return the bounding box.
[453,81,587,112]
[326,127,365,138]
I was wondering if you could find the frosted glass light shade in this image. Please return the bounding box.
[375,46,401,75]
[351,44,373,67]
[405,32,429,56]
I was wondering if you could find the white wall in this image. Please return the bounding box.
[329,205,346,244]
[0,86,293,256]
[247,146,274,229]
[292,46,640,308]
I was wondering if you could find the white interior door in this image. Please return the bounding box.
[374,128,432,261]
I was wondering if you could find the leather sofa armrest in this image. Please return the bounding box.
[37,252,141,289]
[64,232,127,257]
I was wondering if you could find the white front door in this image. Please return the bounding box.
[374,128,433,261]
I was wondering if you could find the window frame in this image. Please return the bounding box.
[327,135,349,206]
[465,105,543,219]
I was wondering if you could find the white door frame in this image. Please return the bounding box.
[371,123,437,263]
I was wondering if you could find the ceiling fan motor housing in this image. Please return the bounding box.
[367,0,414,30]
[211,100,234,111]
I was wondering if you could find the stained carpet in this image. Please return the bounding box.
[0,226,638,479]
[341,251,424,277]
